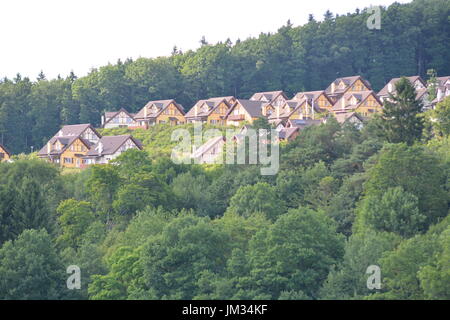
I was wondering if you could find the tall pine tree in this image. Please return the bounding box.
[380,77,424,145]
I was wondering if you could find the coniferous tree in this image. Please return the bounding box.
[380,77,424,145]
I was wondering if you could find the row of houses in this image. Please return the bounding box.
[2,74,449,167]
[36,124,143,168]
[101,75,450,130]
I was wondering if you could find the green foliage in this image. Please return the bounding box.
[226,182,284,221]
[139,215,232,299]
[2,0,450,153]
[359,187,426,238]
[1,0,450,300]
[85,165,121,218]
[320,230,401,300]
[432,96,450,137]
[0,229,66,299]
[380,77,424,145]
[362,143,448,231]
[56,199,95,248]
[242,208,345,299]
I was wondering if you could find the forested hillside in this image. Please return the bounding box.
[1,0,450,301]
[1,0,450,154]
[1,91,450,299]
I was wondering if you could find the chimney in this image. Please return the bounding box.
[388,82,393,93]
[101,115,105,126]
[47,142,51,154]
[144,106,148,118]
[194,105,198,117]
[331,82,335,93]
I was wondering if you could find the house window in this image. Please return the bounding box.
[0,153,4,159]
[64,157,73,164]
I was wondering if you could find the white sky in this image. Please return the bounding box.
[0,0,411,80]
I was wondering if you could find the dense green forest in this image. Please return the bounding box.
[1,0,450,154]
[1,86,450,299]
[1,0,450,300]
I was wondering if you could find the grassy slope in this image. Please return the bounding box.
[99,124,240,158]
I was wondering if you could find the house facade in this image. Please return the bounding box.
[191,136,225,164]
[134,99,185,126]
[431,76,450,108]
[268,99,320,122]
[185,98,231,125]
[102,108,139,129]
[325,76,372,103]
[38,124,101,168]
[293,90,334,112]
[378,76,427,102]
[82,135,143,165]
[38,124,142,168]
[225,99,270,126]
[250,91,288,108]
[0,144,11,162]
[331,91,383,117]
[330,112,364,128]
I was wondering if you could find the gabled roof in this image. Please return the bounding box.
[268,99,307,120]
[416,88,428,100]
[207,96,235,103]
[185,98,230,118]
[325,76,372,95]
[103,108,136,126]
[269,119,287,128]
[38,124,101,156]
[333,112,364,124]
[437,76,450,86]
[278,127,299,140]
[287,119,322,129]
[331,91,381,112]
[134,99,185,119]
[192,136,225,159]
[293,90,333,104]
[85,135,143,157]
[250,91,287,103]
[226,99,269,119]
[0,144,11,156]
[378,76,426,97]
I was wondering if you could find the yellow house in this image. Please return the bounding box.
[0,144,11,162]
[38,124,102,168]
[325,76,372,103]
[225,99,270,126]
[293,90,334,112]
[185,98,231,125]
[59,138,91,168]
[268,99,319,122]
[331,91,383,117]
[250,90,288,108]
[134,99,185,126]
